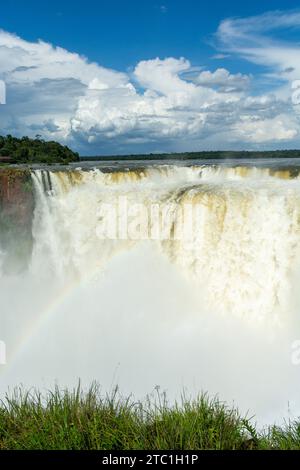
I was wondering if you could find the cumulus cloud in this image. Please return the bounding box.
[0,18,299,154]
[233,115,298,143]
[0,30,127,87]
[195,68,251,92]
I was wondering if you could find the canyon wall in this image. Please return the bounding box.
[0,168,34,272]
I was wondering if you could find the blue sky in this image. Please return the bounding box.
[2,0,298,73]
[0,0,300,154]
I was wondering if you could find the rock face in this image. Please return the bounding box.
[0,169,34,224]
[0,168,35,273]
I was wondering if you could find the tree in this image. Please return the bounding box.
[0,135,80,164]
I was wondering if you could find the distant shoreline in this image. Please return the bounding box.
[80,150,300,161]
[3,155,300,174]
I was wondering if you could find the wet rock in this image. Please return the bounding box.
[0,168,35,273]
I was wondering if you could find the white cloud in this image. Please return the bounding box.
[216,10,300,81]
[233,115,298,143]
[0,29,127,87]
[0,21,299,154]
[211,53,231,60]
[134,57,193,95]
[196,68,250,92]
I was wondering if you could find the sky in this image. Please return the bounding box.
[0,0,300,155]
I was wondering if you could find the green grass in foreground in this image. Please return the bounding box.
[0,384,299,450]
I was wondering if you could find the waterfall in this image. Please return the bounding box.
[30,166,300,320]
[1,163,300,425]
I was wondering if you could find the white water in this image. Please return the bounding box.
[1,164,300,426]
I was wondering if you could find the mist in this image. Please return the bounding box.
[1,165,300,427]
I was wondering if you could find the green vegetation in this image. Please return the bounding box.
[82,149,300,161]
[0,385,299,450]
[0,135,79,164]
[0,168,34,273]
[1,134,300,164]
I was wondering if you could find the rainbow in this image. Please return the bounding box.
[0,264,106,377]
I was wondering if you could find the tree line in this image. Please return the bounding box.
[82,149,300,161]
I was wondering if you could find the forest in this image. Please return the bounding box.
[0,135,79,164]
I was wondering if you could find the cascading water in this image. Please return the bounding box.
[1,163,300,425]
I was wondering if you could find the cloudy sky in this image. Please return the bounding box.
[0,0,300,155]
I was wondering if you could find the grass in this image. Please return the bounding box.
[0,384,298,450]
